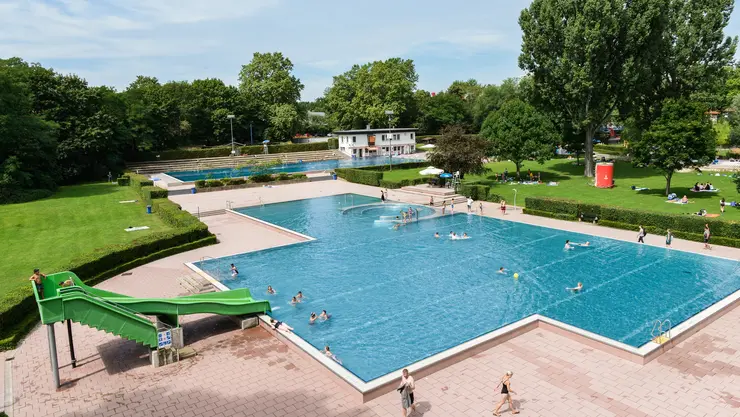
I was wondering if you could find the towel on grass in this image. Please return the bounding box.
[633,187,649,191]
[125,226,150,232]
[119,200,138,204]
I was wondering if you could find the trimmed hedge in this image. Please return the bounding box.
[524,196,740,247]
[459,184,491,200]
[379,177,428,189]
[116,175,130,186]
[358,161,428,172]
[249,173,274,183]
[128,142,330,162]
[129,172,153,189]
[0,196,215,349]
[0,188,54,205]
[594,144,629,156]
[335,168,383,186]
[328,137,338,149]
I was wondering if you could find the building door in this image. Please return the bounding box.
[359,149,363,157]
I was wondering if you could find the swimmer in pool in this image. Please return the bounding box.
[309,312,317,324]
[498,267,506,274]
[320,310,330,320]
[449,231,455,238]
[393,223,402,230]
[296,291,304,300]
[463,233,469,239]
[291,296,300,305]
[567,282,583,292]
[572,241,590,247]
[564,240,573,250]
[267,285,276,294]
[324,345,342,364]
[434,232,440,238]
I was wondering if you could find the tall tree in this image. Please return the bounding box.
[428,125,489,177]
[416,92,470,134]
[472,78,527,132]
[480,99,558,178]
[324,58,418,129]
[0,70,57,200]
[519,0,638,178]
[630,99,716,195]
[265,103,301,141]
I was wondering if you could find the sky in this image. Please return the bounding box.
[2,0,740,101]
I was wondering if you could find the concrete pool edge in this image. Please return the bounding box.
[184,257,740,403]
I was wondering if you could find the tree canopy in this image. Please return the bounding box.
[480,99,558,178]
[630,99,716,195]
[428,125,489,177]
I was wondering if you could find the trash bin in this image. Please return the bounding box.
[146,205,152,214]
[332,173,337,180]
[191,187,197,194]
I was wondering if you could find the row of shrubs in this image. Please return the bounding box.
[194,173,307,188]
[523,196,740,247]
[128,142,330,162]
[0,182,214,349]
[335,161,442,188]
[121,173,169,200]
[593,144,630,156]
[0,188,55,205]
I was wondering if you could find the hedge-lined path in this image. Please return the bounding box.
[7,179,740,416]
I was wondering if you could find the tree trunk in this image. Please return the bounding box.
[515,162,522,179]
[584,128,595,177]
[665,171,673,196]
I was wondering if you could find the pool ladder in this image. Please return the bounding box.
[651,319,672,345]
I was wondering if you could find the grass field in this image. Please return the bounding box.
[384,159,740,220]
[0,183,172,295]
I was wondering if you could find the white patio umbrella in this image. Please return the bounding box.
[420,144,436,149]
[419,166,444,175]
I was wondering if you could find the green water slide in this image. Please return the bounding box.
[34,271,271,349]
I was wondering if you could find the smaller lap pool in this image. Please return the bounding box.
[167,156,424,182]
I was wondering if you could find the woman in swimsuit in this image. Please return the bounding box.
[500,200,506,215]
[493,371,519,415]
[267,285,276,294]
[309,312,317,324]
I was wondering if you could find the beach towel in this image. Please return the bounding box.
[633,187,649,191]
[125,226,150,232]
[119,200,138,204]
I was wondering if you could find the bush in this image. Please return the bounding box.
[249,173,274,183]
[0,188,54,205]
[276,173,292,181]
[358,161,429,172]
[240,142,329,156]
[327,137,338,149]
[128,172,153,189]
[459,184,491,200]
[117,175,130,186]
[524,196,740,246]
[487,192,503,203]
[204,179,224,188]
[223,178,247,186]
[194,180,206,188]
[522,208,578,221]
[290,173,307,179]
[144,186,168,199]
[594,144,629,156]
[335,168,383,186]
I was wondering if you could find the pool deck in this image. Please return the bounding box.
[6,180,740,417]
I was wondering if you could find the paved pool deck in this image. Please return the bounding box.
[5,179,740,417]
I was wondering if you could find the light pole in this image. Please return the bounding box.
[249,122,253,145]
[385,110,394,171]
[227,115,236,155]
[513,189,518,213]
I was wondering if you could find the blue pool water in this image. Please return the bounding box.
[196,194,740,382]
[167,156,423,182]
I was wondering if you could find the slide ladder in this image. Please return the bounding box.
[651,319,672,344]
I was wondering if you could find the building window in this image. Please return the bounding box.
[353,136,356,143]
[411,133,414,139]
[381,134,386,141]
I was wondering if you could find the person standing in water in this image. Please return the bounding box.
[493,371,519,416]
[381,191,386,203]
[442,200,447,215]
[230,264,239,278]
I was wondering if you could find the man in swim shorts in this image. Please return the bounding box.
[30,268,46,299]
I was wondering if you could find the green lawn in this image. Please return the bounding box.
[0,183,172,295]
[384,159,740,220]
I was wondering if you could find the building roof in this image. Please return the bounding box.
[333,127,418,134]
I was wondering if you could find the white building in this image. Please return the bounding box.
[335,127,417,158]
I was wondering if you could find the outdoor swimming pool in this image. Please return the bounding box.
[167,156,424,182]
[195,194,740,382]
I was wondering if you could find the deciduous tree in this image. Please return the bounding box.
[428,125,489,177]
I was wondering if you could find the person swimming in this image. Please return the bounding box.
[572,241,590,247]
[434,232,440,238]
[324,345,342,364]
[564,240,573,250]
[449,231,455,238]
[497,267,506,274]
[567,282,583,292]
[393,223,402,230]
[462,233,469,239]
[309,312,317,324]
[267,285,276,294]
[291,296,300,305]
[296,291,304,300]
[320,310,330,320]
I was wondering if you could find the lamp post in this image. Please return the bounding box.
[249,122,253,145]
[513,189,518,212]
[227,115,236,155]
[385,110,394,171]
